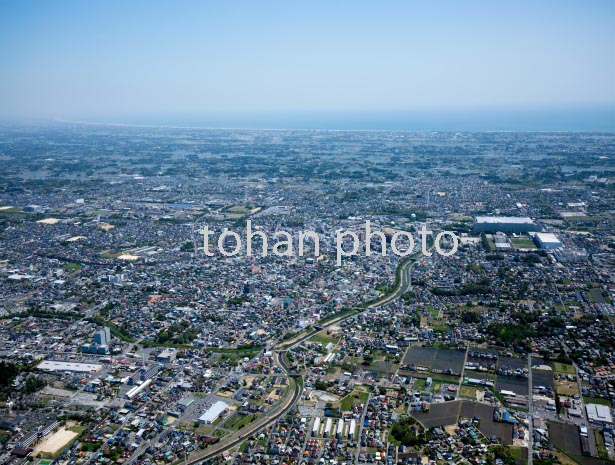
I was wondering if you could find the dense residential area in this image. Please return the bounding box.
[0,126,614,465]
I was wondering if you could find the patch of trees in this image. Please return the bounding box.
[487,445,516,465]
[314,380,329,391]
[0,362,22,387]
[432,278,491,296]
[461,312,481,324]
[390,416,428,447]
[155,322,200,345]
[486,323,533,351]
[227,295,252,306]
[23,375,47,394]
[20,309,81,320]
[516,254,541,265]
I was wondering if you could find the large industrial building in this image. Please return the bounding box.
[586,403,613,426]
[156,348,176,363]
[472,216,541,234]
[198,400,228,424]
[38,360,102,373]
[554,248,588,263]
[177,397,195,411]
[81,343,109,354]
[532,232,563,250]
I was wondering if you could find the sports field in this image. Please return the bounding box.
[33,426,80,458]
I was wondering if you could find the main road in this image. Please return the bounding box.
[367,254,417,308]
[276,248,426,351]
[181,354,301,464]
[182,246,430,464]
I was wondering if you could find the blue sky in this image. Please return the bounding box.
[0,1,613,128]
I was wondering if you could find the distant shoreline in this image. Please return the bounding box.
[53,117,615,133]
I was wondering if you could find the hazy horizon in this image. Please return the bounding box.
[3,105,611,132]
[1,1,614,130]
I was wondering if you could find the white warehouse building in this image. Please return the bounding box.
[472,216,541,234]
[125,379,152,400]
[198,400,228,424]
[532,232,563,250]
[586,403,613,426]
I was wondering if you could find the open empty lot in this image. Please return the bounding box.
[371,360,397,375]
[588,288,607,304]
[403,347,465,374]
[403,347,437,368]
[497,375,529,396]
[553,362,576,374]
[532,369,554,389]
[550,421,582,456]
[33,426,80,458]
[413,401,515,445]
[460,402,514,445]
[431,348,466,373]
[413,400,461,428]
[555,378,580,397]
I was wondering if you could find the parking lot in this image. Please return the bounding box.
[498,356,527,371]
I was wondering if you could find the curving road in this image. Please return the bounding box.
[276,248,426,351]
[182,360,301,464]
[183,244,431,464]
[367,256,415,308]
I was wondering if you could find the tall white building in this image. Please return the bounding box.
[93,327,111,345]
